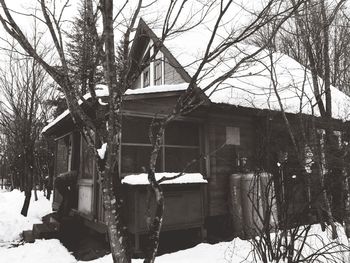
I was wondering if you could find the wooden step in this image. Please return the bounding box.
[22,230,35,243]
[32,222,60,239]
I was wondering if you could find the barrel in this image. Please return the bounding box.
[229,174,243,237]
[260,172,278,229]
[240,172,263,238]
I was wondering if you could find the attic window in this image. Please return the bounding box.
[226,126,240,145]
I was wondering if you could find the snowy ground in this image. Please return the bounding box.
[0,189,52,247]
[1,189,350,262]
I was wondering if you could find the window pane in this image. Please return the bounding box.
[122,117,152,144]
[154,60,162,85]
[56,136,70,175]
[165,121,199,146]
[121,145,161,173]
[226,126,240,145]
[143,67,150,87]
[165,147,199,172]
[81,138,94,179]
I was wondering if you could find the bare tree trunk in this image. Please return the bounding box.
[144,171,164,263]
[100,168,130,263]
[310,118,338,238]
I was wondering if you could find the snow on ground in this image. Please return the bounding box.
[5,225,346,263]
[0,239,76,263]
[1,189,349,262]
[0,189,52,246]
[83,224,350,263]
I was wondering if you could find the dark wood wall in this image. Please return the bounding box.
[206,111,256,217]
[164,57,185,84]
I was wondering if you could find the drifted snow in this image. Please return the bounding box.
[0,189,349,262]
[0,190,52,246]
[1,225,349,263]
[124,83,188,95]
[121,172,207,185]
[0,239,76,263]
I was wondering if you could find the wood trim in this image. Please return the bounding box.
[122,143,152,147]
[121,142,199,149]
[161,52,165,85]
[163,145,199,149]
[149,39,155,86]
[204,122,210,178]
[121,110,204,123]
[54,131,72,142]
[123,90,185,100]
[77,178,93,186]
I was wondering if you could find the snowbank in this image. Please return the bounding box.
[121,173,207,185]
[0,239,76,263]
[87,224,350,263]
[0,190,52,245]
[1,189,349,263]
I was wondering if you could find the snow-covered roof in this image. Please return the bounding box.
[121,173,207,185]
[42,84,109,133]
[125,83,188,95]
[142,16,350,120]
[204,48,350,120]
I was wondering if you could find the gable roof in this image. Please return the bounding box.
[135,18,350,121]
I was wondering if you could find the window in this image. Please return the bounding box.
[121,117,159,173]
[226,126,240,145]
[143,67,150,88]
[56,134,72,175]
[81,137,94,179]
[154,59,162,85]
[165,147,199,172]
[121,117,200,174]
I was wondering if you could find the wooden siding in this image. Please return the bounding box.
[164,57,185,84]
[123,95,187,116]
[131,74,142,90]
[206,113,256,216]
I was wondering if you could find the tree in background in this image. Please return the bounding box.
[249,0,350,239]
[0,40,52,215]
[66,0,103,95]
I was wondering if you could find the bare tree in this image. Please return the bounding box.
[0,40,50,215]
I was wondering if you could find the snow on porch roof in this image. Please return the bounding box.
[42,84,109,134]
[42,83,190,134]
[121,173,207,185]
[124,83,188,95]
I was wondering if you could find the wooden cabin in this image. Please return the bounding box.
[42,19,350,250]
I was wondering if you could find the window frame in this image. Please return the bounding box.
[120,116,201,174]
[154,59,162,85]
[55,133,73,175]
